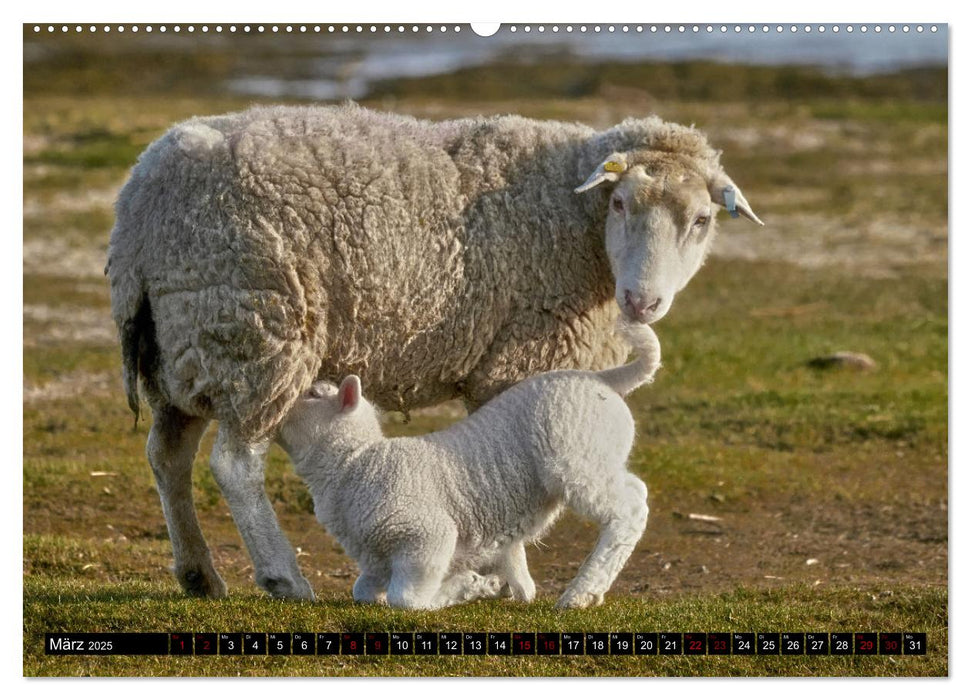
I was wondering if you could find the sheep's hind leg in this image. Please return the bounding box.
[210,426,315,600]
[556,474,649,610]
[146,404,225,598]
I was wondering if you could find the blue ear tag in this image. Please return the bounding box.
[723,186,739,218]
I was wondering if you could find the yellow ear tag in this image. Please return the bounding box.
[603,161,625,173]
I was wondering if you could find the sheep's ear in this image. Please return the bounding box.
[709,170,764,226]
[575,153,628,193]
[338,375,361,412]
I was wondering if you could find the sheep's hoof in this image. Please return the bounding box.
[258,575,316,601]
[178,568,228,599]
[555,590,604,610]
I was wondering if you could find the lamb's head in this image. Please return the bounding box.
[577,148,763,324]
[277,375,382,459]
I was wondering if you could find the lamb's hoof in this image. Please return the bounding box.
[555,590,604,610]
[353,592,389,606]
[258,574,316,601]
[178,567,228,599]
[467,573,504,600]
[510,581,537,603]
[481,574,504,598]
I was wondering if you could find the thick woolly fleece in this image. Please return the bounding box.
[108,103,720,442]
[278,323,661,610]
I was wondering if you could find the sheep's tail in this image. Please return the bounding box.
[108,248,155,430]
[595,320,662,397]
[118,297,153,430]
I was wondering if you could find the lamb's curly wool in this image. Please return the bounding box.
[107,103,757,600]
[278,323,662,610]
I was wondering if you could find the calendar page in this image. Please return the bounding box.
[22,18,947,678]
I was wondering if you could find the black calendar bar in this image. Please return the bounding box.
[45,632,928,656]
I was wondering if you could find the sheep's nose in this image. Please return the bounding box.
[623,290,662,321]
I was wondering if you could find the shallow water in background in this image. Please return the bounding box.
[225,25,948,100]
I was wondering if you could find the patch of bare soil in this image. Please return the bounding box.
[29,476,946,603]
[711,213,947,277]
[23,370,118,403]
[573,497,947,599]
[23,304,116,347]
[23,237,108,279]
[23,184,118,218]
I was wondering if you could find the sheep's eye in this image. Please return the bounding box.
[694,215,709,227]
[611,197,625,213]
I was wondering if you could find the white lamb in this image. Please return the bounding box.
[277,323,662,609]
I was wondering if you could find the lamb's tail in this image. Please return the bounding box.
[595,320,662,397]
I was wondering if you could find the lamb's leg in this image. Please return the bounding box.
[386,558,449,610]
[385,527,464,610]
[498,541,536,602]
[146,404,225,598]
[434,570,504,606]
[353,559,390,604]
[557,473,649,610]
[209,426,315,600]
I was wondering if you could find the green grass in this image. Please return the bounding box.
[23,345,117,384]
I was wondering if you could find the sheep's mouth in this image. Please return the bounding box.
[619,301,667,325]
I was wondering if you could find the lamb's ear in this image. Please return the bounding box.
[575,153,628,193]
[338,375,361,412]
[709,170,764,226]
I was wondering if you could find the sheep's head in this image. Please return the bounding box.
[277,376,382,459]
[577,149,762,324]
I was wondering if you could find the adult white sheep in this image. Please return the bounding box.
[107,103,762,600]
[277,322,662,610]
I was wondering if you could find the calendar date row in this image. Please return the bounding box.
[46,631,926,656]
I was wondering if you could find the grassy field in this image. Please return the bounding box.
[23,36,947,677]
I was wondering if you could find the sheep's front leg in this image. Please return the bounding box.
[210,427,315,600]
